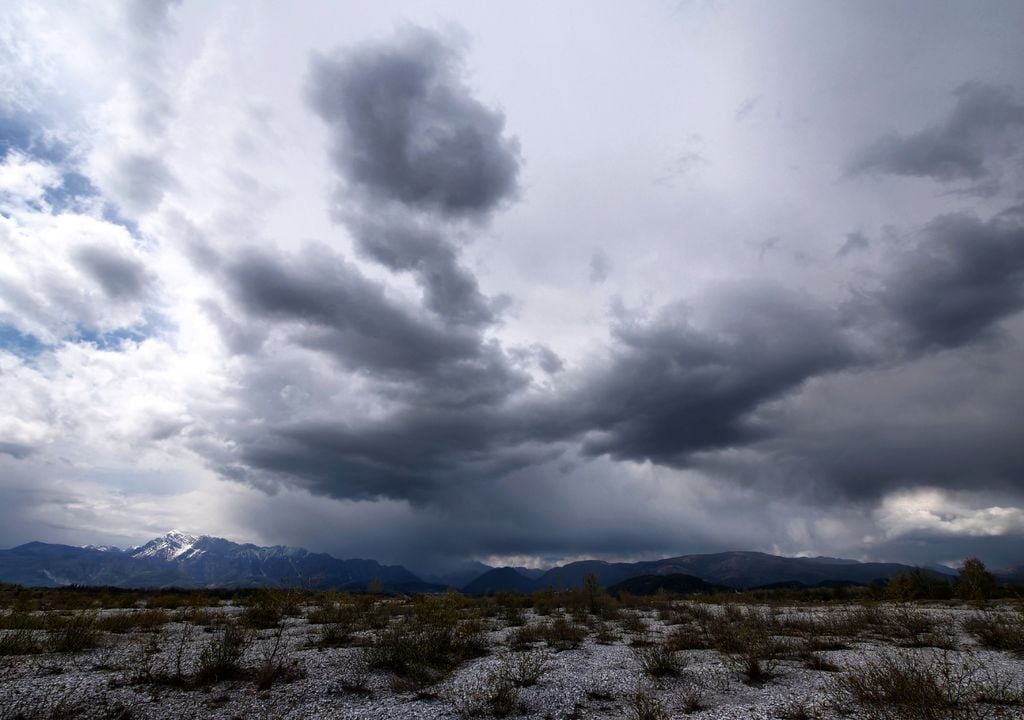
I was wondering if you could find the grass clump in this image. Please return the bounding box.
[629,690,669,720]
[634,641,686,677]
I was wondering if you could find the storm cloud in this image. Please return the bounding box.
[4,4,1024,569]
[873,208,1024,351]
[851,82,1024,190]
[563,287,858,466]
[309,26,520,218]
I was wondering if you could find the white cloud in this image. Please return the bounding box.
[876,488,1024,538]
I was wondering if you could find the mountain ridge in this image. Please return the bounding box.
[0,532,441,593]
[2,533,1014,594]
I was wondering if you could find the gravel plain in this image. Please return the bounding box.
[2,600,1023,719]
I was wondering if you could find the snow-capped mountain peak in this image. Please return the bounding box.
[130,530,205,561]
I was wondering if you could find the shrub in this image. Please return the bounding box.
[594,623,621,645]
[679,674,709,714]
[0,628,44,656]
[620,611,648,635]
[194,623,250,684]
[45,612,100,653]
[828,649,1024,720]
[539,616,586,651]
[709,607,783,684]
[963,610,1024,655]
[507,623,545,650]
[451,666,523,718]
[665,625,709,651]
[97,609,169,634]
[253,622,304,690]
[634,642,686,677]
[366,598,487,689]
[500,649,549,687]
[314,621,354,648]
[629,690,669,720]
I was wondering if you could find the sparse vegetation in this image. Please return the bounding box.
[629,689,669,720]
[193,622,251,684]
[2,583,1024,718]
[634,640,686,677]
[829,649,1024,719]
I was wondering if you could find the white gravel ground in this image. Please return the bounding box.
[1,602,1023,719]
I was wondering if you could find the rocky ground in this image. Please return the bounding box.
[1,596,1023,719]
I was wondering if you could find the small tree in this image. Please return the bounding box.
[956,557,997,606]
[584,573,602,614]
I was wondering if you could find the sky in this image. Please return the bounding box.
[1,0,1024,573]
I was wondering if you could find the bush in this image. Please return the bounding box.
[252,622,304,690]
[629,690,669,720]
[97,609,169,634]
[0,628,44,656]
[194,623,250,684]
[963,609,1024,655]
[500,649,549,687]
[366,597,487,689]
[709,607,783,684]
[828,649,1024,720]
[45,612,100,653]
[451,665,523,718]
[539,616,586,651]
[634,641,686,677]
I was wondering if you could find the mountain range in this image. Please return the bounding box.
[2,531,1013,594]
[0,531,439,593]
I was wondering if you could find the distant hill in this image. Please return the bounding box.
[460,550,946,594]
[462,567,538,595]
[607,573,727,596]
[0,531,442,593]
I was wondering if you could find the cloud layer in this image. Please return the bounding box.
[2,4,1024,570]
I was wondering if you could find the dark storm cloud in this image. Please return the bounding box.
[750,343,1024,502]
[308,26,520,218]
[874,209,1024,350]
[73,245,148,300]
[346,214,495,326]
[193,27,535,502]
[235,407,555,502]
[561,287,857,466]
[223,244,525,408]
[198,24,1024,560]
[851,82,1024,187]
